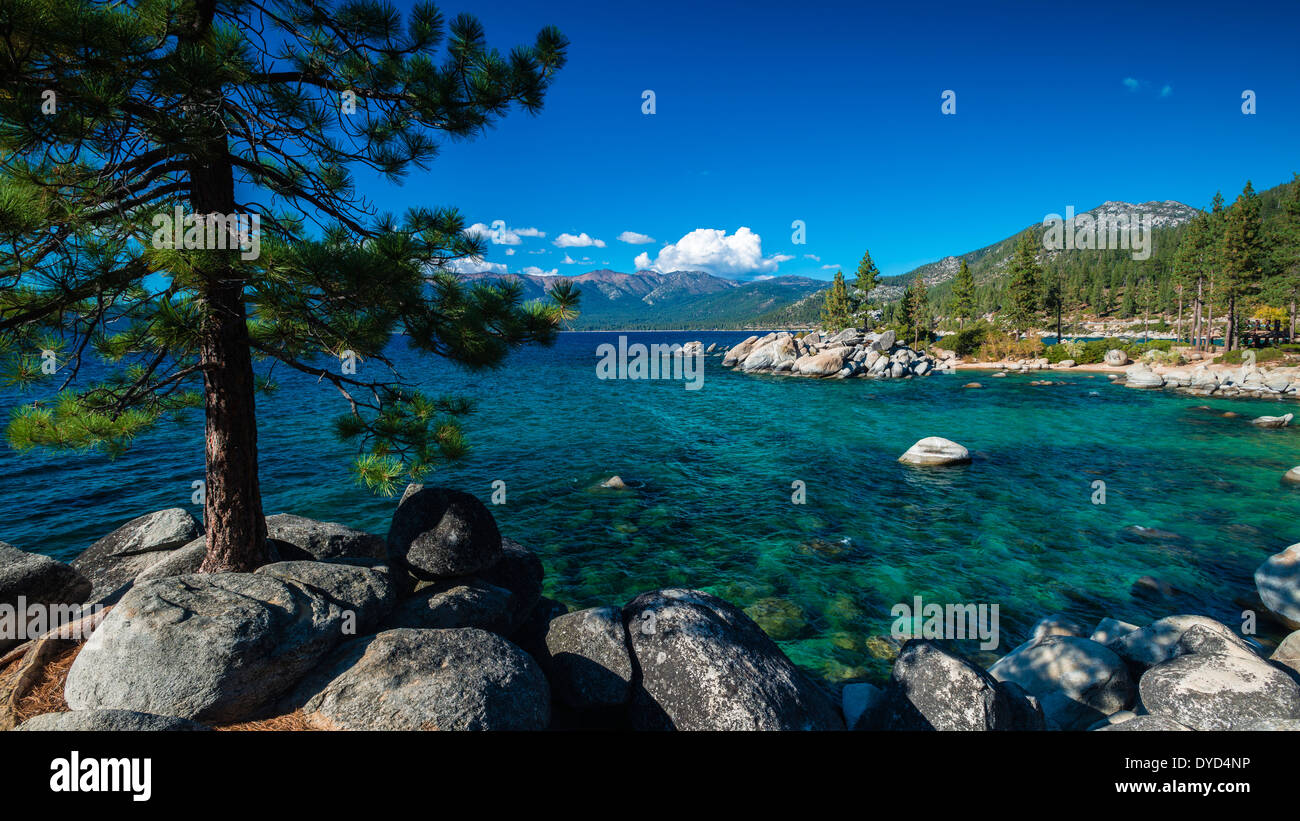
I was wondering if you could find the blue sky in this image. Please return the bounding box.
[353,0,1300,280]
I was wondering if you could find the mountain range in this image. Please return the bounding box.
[454,199,1207,330]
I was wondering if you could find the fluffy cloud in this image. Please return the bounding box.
[522,266,559,277]
[446,256,508,274]
[464,222,545,245]
[617,231,655,245]
[634,227,786,277]
[804,253,821,261]
[554,232,606,248]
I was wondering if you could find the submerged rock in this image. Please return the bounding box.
[1251,413,1293,428]
[1255,543,1300,626]
[898,437,971,466]
[622,588,842,730]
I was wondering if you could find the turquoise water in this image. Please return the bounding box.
[3,331,1299,684]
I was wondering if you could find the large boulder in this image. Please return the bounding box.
[15,709,208,732]
[1124,367,1164,389]
[0,541,92,653]
[64,573,346,722]
[1256,543,1300,626]
[794,347,852,377]
[255,560,397,635]
[477,538,544,629]
[721,335,760,367]
[285,628,549,731]
[387,487,502,580]
[542,606,634,710]
[1271,630,1300,676]
[989,635,1133,730]
[622,588,842,730]
[384,578,515,634]
[898,437,971,466]
[1104,349,1129,366]
[1105,615,1260,669]
[264,514,385,561]
[871,330,896,352]
[1251,413,1293,429]
[70,509,202,600]
[874,640,1044,731]
[1139,651,1300,730]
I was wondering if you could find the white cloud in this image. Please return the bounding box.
[820,264,840,270]
[505,248,516,256]
[634,227,785,277]
[464,222,545,246]
[562,253,593,265]
[446,256,508,274]
[554,232,606,248]
[803,254,821,261]
[771,253,794,263]
[617,231,655,245]
[522,266,559,277]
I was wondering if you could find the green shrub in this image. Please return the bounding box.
[944,323,989,358]
[1221,347,1287,364]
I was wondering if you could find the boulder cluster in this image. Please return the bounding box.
[847,613,1300,731]
[1120,358,1300,399]
[4,501,1300,731]
[718,328,954,379]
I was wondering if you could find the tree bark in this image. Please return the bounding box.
[185,0,268,572]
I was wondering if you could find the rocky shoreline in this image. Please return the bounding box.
[716,328,955,379]
[3,488,1300,731]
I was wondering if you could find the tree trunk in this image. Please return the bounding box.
[1290,296,1296,343]
[186,0,268,573]
[1225,294,1236,352]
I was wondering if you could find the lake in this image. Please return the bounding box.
[3,330,1298,684]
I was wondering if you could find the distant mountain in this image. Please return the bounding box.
[453,269,825,330]
[872,200,1201,300]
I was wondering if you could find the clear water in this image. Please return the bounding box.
[3,331,1298,684]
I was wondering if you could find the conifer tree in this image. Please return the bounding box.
[0,0,575,571]
[906,273,928,348]
[1222,181,1265,350]
[951,259,975,328]
[1003,233,1041,338]
[820,269,853,332]
[1267,174,1300,341]
[852,250,879,324]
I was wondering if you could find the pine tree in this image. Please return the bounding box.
[1267,173,1300,341]
[1004,233,1041,338]
[852,250,879,324]
[906,273,929,348]
[0,0,575,571]
[820,270,853,332]
[1222,181,1265,350]
[951,259,975,327]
